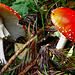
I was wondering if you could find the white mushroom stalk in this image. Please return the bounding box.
[0,17,10,64]
[56,33,68,49]
[52,32,68,60]
[0,3,26,64]
[52,31,68,49]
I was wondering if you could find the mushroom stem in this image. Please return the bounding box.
[52,33,68,60]
[0,17,10,64]
[56,33,68,49]
[0,38,7,64]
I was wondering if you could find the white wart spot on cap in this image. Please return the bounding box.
[62,31,64,33]
[14,11,17,14]
[71,37,74,39]
[14,12,17,14]
[59,27,61,29]
[20,15,21,17]
[69,34,71,36]
[10,10,12,11]
[69,37,72,39]
[69,29,71,32]
[65,30,67,33]
[62,27,64,29]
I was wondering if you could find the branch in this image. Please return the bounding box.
[18,59,37,75]
[0,35,37,74]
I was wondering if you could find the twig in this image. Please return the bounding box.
[37,70,43,75]
[5,63,21,72]
[18,59,37,75]
[0,35,37,74]
[0,25,53,74]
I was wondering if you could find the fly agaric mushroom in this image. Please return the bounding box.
[51,7,75,50]
[0,3,26,64]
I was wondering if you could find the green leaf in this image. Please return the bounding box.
[11,0,36,16]
[15,0,25,3]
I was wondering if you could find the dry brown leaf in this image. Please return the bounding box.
[15,43,28,59]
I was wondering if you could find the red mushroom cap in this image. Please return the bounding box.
[0,3,21,19]
[0,3,26,41]
[51,7,75,42]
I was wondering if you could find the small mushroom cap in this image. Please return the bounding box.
[51,7,75,42]
[0,3,26,41]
